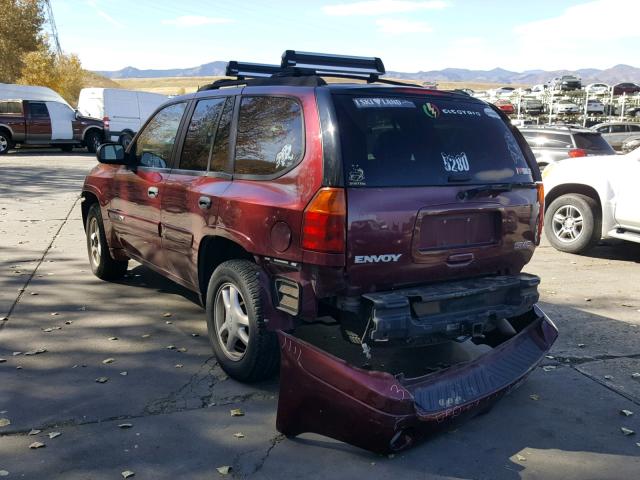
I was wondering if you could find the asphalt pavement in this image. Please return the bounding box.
[1,152,639,479]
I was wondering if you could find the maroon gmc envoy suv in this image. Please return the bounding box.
[81,51,557,453]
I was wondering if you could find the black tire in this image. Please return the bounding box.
[544,194,601,254]
[205,260,279,382]
[60,144,74,153]
[119,133,133,150]
[0,130,14,155]
[85,203,128,280]
[85,130,102,153]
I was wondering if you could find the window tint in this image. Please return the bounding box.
[334,94,533,187]
[234,96,303,176]
[610,125,626,133]
[135,102,186,168]
[210,97,235,172]
[180,98,225,171]
[523,133,572,149]
[29,102,48,118]
[596,126,610,134]
[627,124,640,132]
[0,101,22,114]
[573,133,615,153]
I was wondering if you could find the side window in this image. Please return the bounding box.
[29,102,49,118]
[234,96,303,176]
[135,102,186,169]
[0,102,22,114]
[525,133,572,149]
[626,124,640,132]
[610,125,626,133]
[596,126,610,134]
[179,98,226,171]
[210,97,235,172]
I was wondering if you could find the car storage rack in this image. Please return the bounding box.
[198,50,421,91]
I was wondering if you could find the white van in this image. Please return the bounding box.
[77,88,168,147]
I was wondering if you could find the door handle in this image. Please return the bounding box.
[198,196,212,210]
[148,186,159,198]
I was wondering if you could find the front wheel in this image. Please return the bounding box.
[544,194,601,254]
[86,203,128,280]
[205,260,279,382]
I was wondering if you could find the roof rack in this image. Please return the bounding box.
[199,50,423,91]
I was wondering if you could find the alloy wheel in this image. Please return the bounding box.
[88,217,102,266]
[214,283,250,361]
[552,205,584,242]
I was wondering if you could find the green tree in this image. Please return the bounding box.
[0,0,46,83]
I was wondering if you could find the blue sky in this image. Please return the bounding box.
[53,0,640,72]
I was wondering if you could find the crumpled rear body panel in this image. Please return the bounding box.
[276,305,558,454]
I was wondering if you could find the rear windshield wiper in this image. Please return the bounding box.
[457,182,536,200]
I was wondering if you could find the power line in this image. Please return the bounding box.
[44,0,62,56]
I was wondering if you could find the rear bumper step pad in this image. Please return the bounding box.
[276,304,557,454]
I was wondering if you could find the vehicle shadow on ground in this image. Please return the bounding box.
[1,254,639,479]
[586,241,640,263]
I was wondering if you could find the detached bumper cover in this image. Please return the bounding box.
[276,305,557,454]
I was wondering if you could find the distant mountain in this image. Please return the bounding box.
[97,62,640,85]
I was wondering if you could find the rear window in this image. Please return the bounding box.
[333,94,533,187]
[573,133,615,153]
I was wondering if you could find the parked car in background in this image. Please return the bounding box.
[531,84,547,96]
[493,98,515,114]
[489,86,516,99]
[593,122,640,150]
[542,145,640,253]
[78,88,168,148]
[80,50,556,453]
[553,100,580,114]
[625,106,640,117]
[550,75,581,92]
[585,99,605,114]
[621,136,640,153]
[522,97,544,114]
[520,125,615,170]
[612,82,640,96]
[0,83,104,154]
[585,83,610,95]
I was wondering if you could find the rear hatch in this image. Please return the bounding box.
[573,131,616,156]
[332,92,541,294]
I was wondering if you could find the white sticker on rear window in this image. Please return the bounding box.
[353,98,416,109]
[441,108,481,117]
[441,152,470,172]
[348,164,366,186]
[275,144,294,168]
[484,107,500,119]
[504,133,525,165]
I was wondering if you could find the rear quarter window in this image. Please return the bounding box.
[0,101,22,114]
[573,133,615,153]
[333,94,534,187]
[234,96,304,177]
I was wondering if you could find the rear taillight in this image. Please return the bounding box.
[103,116,110,129]
[535,182,544,245]
[302,188,346,253]
[568,148,587,158]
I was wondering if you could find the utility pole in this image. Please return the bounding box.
[44,0,63,57]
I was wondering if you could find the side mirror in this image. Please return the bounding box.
[96,143,126,164]
[74,109,80,120]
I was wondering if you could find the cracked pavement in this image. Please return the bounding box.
[1,152,640,479]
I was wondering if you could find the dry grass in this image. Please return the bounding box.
[113,76,531,96]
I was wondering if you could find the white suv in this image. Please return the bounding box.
[542,147,640,253]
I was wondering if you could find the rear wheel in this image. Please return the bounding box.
[85,130,102,153]
[86,203,128,280]
[544,194,601,254]
[0,130,14,155]
[205,260,279,382]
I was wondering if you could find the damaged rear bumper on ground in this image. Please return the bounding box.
[276,305,558,454]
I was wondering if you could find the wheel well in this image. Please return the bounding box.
[545,184,601,215]
[198,236,254,297]
[83,128,103,143]
[81,192,99,230]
